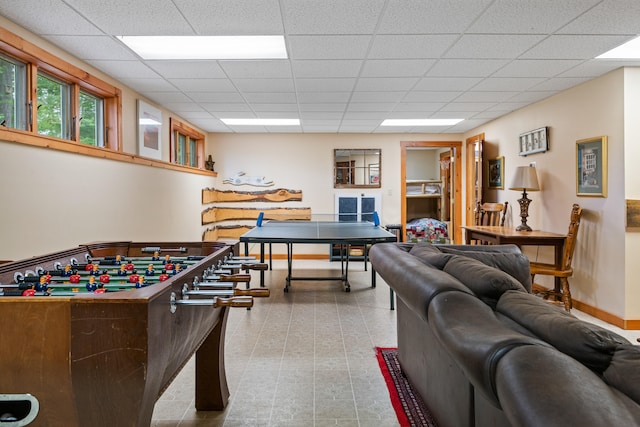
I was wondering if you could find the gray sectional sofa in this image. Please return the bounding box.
[369,242,640,427]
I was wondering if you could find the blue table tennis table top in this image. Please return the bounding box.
[239,220,397,244]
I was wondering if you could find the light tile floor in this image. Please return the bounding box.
[151,259,639,427]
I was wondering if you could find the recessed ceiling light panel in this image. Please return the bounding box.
[221,118,300,126]
[597,36,640,59]
[380,119,463,126]
[117,36,288,60]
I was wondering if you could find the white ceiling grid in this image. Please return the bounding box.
[1,0,640,133]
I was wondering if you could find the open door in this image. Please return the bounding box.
[401,141,462,244]
[465,133,484,226]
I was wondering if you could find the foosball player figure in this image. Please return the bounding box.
[162,254,171,265]
[145,264,155,276]
[114,254,122,265]
[35,275,48,292]
[171,263,182,275]
[152,251,160,261]
[41,271,52,284]
[135,275,148,288]
[129,272,140,284]
[61,264,73,277]
[22,288,36,297]
[164,262,174,273]
[90,263,101,276]
[86,275,99,292]
[69,272,81,284]
[99,270,110,284]
[117,264,128,276]
[158,270,169,282]
[125,260,135,272]
[85,262,95,272]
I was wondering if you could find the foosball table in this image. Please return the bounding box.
[0,241,269,427]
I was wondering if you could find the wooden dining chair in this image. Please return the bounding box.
[531,204,582,311]
[475,201,508,226]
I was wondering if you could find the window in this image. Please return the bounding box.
[0,53,27,130]
[0,26,121,150]
[170,118,204,168]
[37,72,71,139]
[79,91,104,147]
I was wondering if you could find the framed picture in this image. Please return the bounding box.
[519,126,549,156]
[137,100,162,160]
[576,136,607,197]
[368,163,380,184]
[487,156,504,189]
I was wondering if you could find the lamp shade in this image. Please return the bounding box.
[509,166,540,191]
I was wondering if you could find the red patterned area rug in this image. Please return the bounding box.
[376,347,438,427]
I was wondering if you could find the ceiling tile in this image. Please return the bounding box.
[288,35,371,60]
[147,61,227,79]
[168,78,238,92]
[175,0,284,35]
[466,0,601,34]
[295,78,357,92]
[292,60,363,78]
[280,0,386,34]
[377,0,494,34]
[368,35,459,59]
[354,77,418,92]
[444,35,545,59]
[220,60,292,79]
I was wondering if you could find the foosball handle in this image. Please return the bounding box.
[241,263,268,271]
[234,288,270,297]
[219,274,252,282]
[215,296,254,308]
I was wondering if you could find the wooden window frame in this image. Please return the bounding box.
[0,27,121,150]
[170,117,205,169]
[0,26,214,176]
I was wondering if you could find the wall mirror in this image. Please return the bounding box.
[334,149,381,188]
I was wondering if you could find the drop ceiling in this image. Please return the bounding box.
[2,0,640,134]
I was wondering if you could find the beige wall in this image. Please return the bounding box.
[208,133,462,254]
[0,18,213,260]
[464,69,628,319]
[1,16,639,321]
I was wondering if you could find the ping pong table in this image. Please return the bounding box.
[239,219,397,292]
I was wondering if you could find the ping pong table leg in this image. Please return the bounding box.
[343,243,350,292]
[284,243,293,292]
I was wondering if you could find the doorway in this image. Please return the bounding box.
[401,141,463,243]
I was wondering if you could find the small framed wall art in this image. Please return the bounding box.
[576,136,607,197]
[519,127,548,156]
[487,156,504,189]
[137,99,163,160]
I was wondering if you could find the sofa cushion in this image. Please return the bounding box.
[409,243,453,269]
[496,290,630,372]
[603,345,640,405]
[437,246,531,291]
[442,255,527,308]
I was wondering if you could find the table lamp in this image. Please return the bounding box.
[509,166,539,231]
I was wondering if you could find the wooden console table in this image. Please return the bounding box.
[462,226,567,285]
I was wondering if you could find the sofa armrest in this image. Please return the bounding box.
[369,243,471,323]
[496,345,640,427]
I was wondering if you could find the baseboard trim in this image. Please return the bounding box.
[532,284,639,330]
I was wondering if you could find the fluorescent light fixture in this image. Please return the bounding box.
[117,35,287,60]
[380,118,463,126]
[221,118,300,126]
[597,36,640,59]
